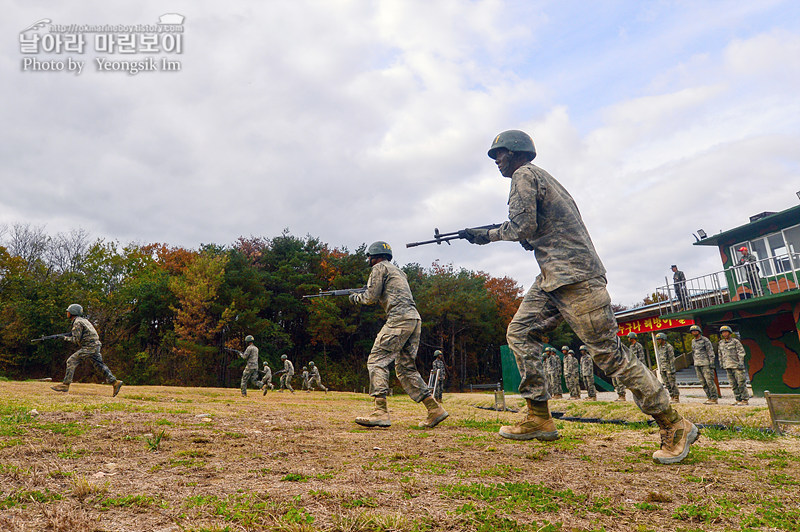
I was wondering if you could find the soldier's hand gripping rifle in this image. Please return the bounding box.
[223,347,243,357]
[302,287,367,299]
[406,224,501,248]
[31,332,72,343]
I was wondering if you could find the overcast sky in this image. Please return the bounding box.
[3,1,799,306]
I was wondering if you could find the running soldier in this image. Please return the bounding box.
[690,325,718,404]
[349,241,447,428]
[51,304,123,397]
[307,361,328,393]
[718,326,749,406]
[278,354,295,393]
[239,335,260,396]
[431,350,446,402]
[459,130,697,463]
[654,333,680,403]
[563,348,580,399]
[579,345,597,400]
[260,362,274,395]
[301,366,310,391]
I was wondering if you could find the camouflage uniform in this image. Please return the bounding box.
[487,162,670,415]
[673,268,688,309]
[563,351,580,399]
[547,351,563,397]
[579,348,596,399]
[301,368,310,390]
[239,344,260,395]
[260,364,274,390]
[308,365,328,392]
[738,252,762,297]
[279,359,295,392]
[350,260,430,402]
[654,341,679,400]
[62,317,118,385]
[691,334,718,401]
[431,357,446,402]
[719,336,749,403]
[630,341,647,367]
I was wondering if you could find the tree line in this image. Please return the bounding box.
[0,224,532,392]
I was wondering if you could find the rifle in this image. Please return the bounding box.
[31,332,72,343]
[223,347,243,356]
[406,224,501,248]
[303,287,366,299]
[274,369,288,376]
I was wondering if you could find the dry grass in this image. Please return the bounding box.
[0,381,798,531]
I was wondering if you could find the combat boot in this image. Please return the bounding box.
[651,408,699,464]
[112,380,123,397]
[616,393,627,402]
[670,396,680,404]
[355,397,391,427]
[262,384,269,396]
[419,396,448,428]
[499,399,559,441]
[51,383,70,393]
[703,398,718,405]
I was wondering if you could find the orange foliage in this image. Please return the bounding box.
[141,243,197,275]
[481,272,524,326]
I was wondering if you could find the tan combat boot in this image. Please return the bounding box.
[499,399,559,441]
[670,396,680,404]
[652,408,699,464]
[51,383,70,393]
[354,397,391,427]
[703,398,718,405]
[419,396,448,428]
[112,380,123,397]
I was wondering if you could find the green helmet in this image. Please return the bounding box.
[627,332,637,339]
[367,241,392,260]
[281,354,287,360]
[487,130,536,160]
[655,332,667,340]
[434,350,443,357]
[568,349,575,354]
[579,345,587,351]
[244,335,254,343]
[719,326,732,334]
[308,361,315,367]
[689,325,701,333]
[66,304,83,316]
[303,366,308,370]
[561,346,569,351]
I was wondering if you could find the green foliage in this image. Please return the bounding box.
[145,429,167,451]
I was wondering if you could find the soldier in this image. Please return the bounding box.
[260,362,274,395]
[689,325,718,404]
[542,348,554,396]
[737,247,762,298]
[349,241,447,428]
[548,347,564,399]
[563,349,580,399]
[718,326,749,406]
[579,345,597,400]
[431,350,446,402]
[301,366,310,391]
[671,265,689,310]
[628,332,646,366]
[460,130,697,464]
[51,304,123,397]
[654,333,680,403]
[307,361,328,393]
[278,354,295,393]
[238,335,260,396]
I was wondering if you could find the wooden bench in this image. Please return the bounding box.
[764,390,800,435]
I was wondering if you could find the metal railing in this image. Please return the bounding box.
[655,253,800,316]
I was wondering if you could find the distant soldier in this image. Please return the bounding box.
[579,345,597,400]
[238,335,260,396]
[737,247,762,298]
[690,325,718,404]
[654,333,680,403]
[542,348,555,396]
[349,241,447,428]
[430,350,446,402]
[563,349,580,399]
[260,362,274,395]
[51,304,123,397]
[301,366,310,391]
[671,265,689,309]
[548,347,564,399]
[718,326,749,406]
[628,332,646,366]
[278,354,295,393]
[307,361,328,393]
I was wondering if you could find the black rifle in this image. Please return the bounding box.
[223,347,243,356]
[406,224,501,248]
[303,287,366,299]
[31,332,72,343]
[274,369,288,376]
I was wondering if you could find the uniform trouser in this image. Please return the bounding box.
[367,317,430,402]
[63,344,116,385]
[694,366,718,399]
[506,277,670,415]
[612,377,626,395]
[309,376,327,391]
[726,368,750,402]
[565,372,580,397]
[433,378,444,402]
[660,369,679,398]
[241,367,259,394]
[547,368,563,395]
[302,378,309,390]
[280,374,294,391]
[581,373,596,398]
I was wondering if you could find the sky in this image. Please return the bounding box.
[2,0,799,307]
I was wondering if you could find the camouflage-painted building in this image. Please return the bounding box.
[660,204,800,396]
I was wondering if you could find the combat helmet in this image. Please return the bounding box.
[655,332,667,340]
[627,332,637,339]
[308,361,315,367]
[434,350,443,357]
[488,130,536,160]
[66,303,83,316]
[561,345,569,351]
[244,334,254,343]
[281,354,288,360]
[367,241,392,260]
[579,345,587,351]
[302,366,308,371]
[689,325,701,333]
[719,326,733,334]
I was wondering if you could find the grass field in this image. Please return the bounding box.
[1,381,799,532]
